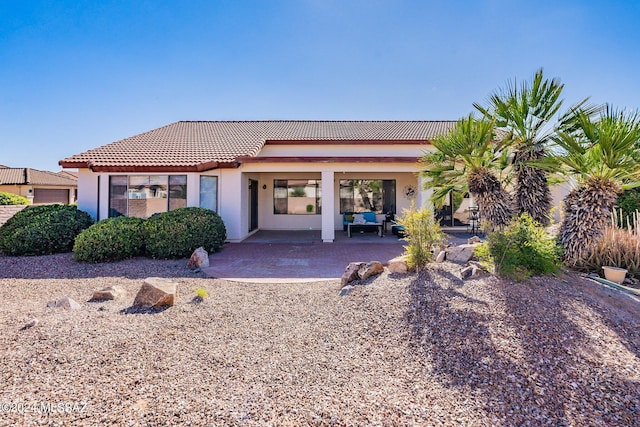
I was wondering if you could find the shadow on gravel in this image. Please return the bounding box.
[119,305,172,315]
[0,253,207,280]
[406,266,640,425]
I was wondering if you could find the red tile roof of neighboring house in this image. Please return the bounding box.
[0,168,77,186]
[59,120,457,172]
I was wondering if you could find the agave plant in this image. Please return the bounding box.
[547,107,640,264]
[474,68,565,226]
[420,115,513,230]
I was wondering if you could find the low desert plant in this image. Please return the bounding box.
[144,207,226,259]
[476,213,561,281]
[395,204,445,271]
[73,216,146,263]
[0,204,93,256]
[0,192,30,205]
[195,287,209,299]
[576,210,640,277]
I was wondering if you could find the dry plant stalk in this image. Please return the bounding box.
[579,209,640,277]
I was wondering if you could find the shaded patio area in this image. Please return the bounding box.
[201,230,476,282]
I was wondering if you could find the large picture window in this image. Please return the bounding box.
[339,179,396,214]
[199,176,218,212]
[274,179,321,215]
[109,175,187,218]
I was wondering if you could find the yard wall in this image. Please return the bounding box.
[0,205,27,227]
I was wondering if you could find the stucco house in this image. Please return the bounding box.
[0,166,77,204]
[60,120,460,242]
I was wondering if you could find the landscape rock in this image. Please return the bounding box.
[358,261,384,281]
[341,262,366,286]
[21,318,39,330]
[435,250,446,263]
[47,296,81,310]
[446,244,480,264]
[187,247,210,269]
[91,285,126,301]
[460,265,481,280]
[467,235,482,244]
[133,278,178,309]
[388,255,409,274]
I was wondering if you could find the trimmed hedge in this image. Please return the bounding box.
[144,207,226,259]
[73,216,146,263]
[0,205,93,256]
[0,192,30,206]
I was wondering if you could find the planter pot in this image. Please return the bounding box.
[602,266,628,284]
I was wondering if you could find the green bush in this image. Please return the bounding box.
[73,216,146,263]
[143,207,226,259]
[476,213,561,281]
[0,205,93,256]
[617,188,640,227]
[0,192,30,205]
[395,204,445,271]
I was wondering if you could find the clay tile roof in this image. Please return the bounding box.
[0,168,77,186]
[59,120,457,171]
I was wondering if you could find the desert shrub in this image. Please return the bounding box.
[395,204,445,271]
[143,207,226,259]
[0,192,30,205]
[73,216,146,263]
[0,204,93,256]
[577,212,640,278]
[476,213,561,281]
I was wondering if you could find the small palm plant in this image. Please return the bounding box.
[474,68,565,226]
[547,106,640,264]
[420,114,513,230]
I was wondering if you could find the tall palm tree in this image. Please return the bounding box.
[548,107,640,265]
[474,68,564,225]
[420,115,513,229]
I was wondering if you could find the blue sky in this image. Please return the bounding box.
[1,0,639,171]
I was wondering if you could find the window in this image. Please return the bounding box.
[339,179,396,214]
[199,176,218,212]
[274,179,321,215]
[108,175,187,218]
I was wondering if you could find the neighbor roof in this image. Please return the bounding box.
[0,168,78,186]
[59,120,456,172]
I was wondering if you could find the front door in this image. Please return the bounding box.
[249,179,258,232]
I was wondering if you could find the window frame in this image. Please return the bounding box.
[273,179,322,215]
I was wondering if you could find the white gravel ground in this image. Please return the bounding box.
[0,253,638,426]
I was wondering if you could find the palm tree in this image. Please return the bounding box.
[420,115,513,230]
[474,68,564,225]
[548,107,640,265]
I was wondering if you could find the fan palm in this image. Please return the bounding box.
[474,68,564,225]
[549,107,640,265]
[420,115,513,229]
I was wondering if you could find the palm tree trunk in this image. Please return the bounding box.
[468,168,514,230]
[560,178,620,265]
[514,147,552,226]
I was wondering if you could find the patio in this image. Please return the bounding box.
[201,230,475,282]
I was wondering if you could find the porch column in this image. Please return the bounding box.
[321,170,335,242]
[417,175,434,211]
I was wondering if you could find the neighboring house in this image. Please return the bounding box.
[0,167,78,204]
[59,120,458,242]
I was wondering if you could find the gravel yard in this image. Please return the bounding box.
[0,253,639,426]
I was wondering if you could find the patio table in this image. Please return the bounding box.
[348,222,384,238]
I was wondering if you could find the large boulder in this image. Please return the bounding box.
[47,296,81,310]
[91,286,126,301]
[133,278,178,309]
[358,261,384,281]
[187,247,210,270]
[445,244,480,264]
[341,262,366,286]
